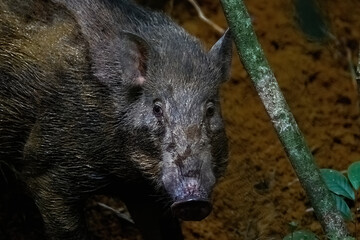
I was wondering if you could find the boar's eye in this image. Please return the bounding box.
[206,101,215,117]
[153,100,163,118]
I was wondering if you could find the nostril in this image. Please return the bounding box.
[171,199,212,221]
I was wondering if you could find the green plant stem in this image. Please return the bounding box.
[220,0,349,238]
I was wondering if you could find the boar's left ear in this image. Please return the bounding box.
[209,29,233,83]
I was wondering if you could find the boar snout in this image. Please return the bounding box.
[171,199,212,221]
[162,156,216,221]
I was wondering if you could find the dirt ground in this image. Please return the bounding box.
[1,0,360,239]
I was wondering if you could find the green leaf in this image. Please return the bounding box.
[283,230,318,240]
[332,194,353,221]
[320,169,355,200]
[348,161,360,191]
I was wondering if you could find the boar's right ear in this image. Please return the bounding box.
[209,29,233,83]
[91,31,151,87]
[120,31,151,86]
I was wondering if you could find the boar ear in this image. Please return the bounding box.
[209,29,233,82]
[120,31,151,86]
[91,31,151,87]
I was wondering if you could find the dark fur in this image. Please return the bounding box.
[0,0,232,239]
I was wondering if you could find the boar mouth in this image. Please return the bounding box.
[171,198,212,221]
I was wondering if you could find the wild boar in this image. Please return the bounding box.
[0,0,232,239]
